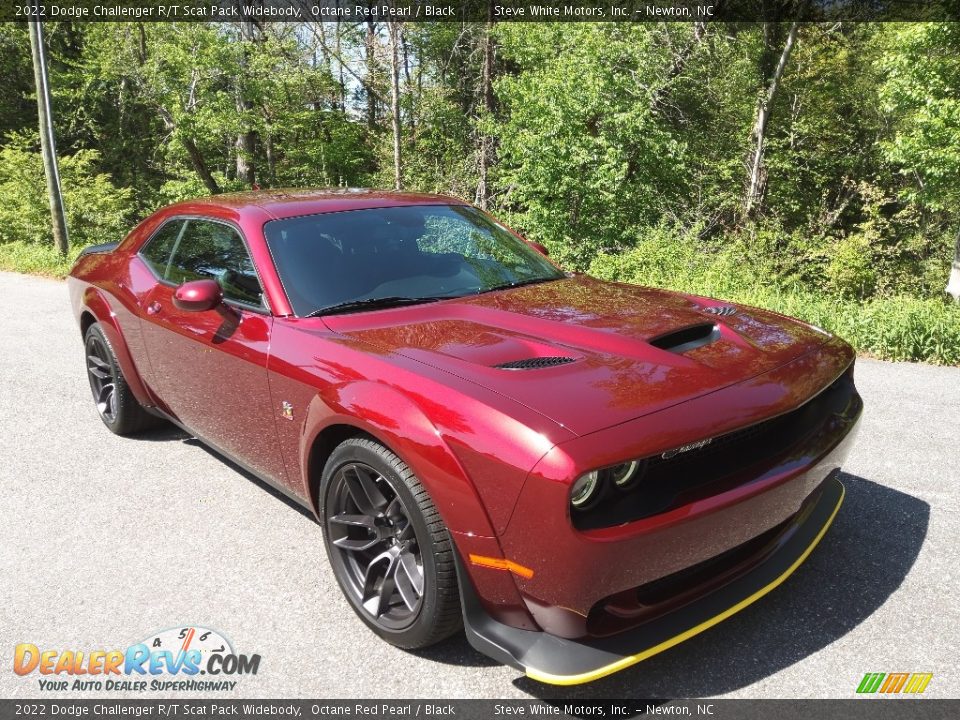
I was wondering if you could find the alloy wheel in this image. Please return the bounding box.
[86,334,117,423]
[325,462,426,630]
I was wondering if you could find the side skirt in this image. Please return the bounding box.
[147,407,315,516]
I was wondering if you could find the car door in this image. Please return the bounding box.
[137,217,287,486]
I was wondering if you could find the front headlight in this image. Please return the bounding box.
[571,459,649,512]
[610,460,641,489]
[570,470,601,509]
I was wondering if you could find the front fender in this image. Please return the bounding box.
[299,379,542,631]
[301,380,499,539]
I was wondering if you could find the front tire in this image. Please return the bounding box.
[84,323,158,436]
[320,437,462,649]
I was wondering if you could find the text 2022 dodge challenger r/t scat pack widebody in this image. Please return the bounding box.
[68,190,862,685]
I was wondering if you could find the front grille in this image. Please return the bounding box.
[494,356,576,370]
[572,368,858,531]
[586,515,794,636]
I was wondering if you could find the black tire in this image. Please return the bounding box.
[320,437,462,649]
[83,322,159,436]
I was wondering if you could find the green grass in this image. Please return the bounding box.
[0,240,82,278]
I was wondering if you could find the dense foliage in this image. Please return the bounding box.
[1,20,958,363]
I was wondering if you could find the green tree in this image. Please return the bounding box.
[879,23,960,299]
[0,132,131,249]
[0,24,34,139]
[492,23,696,268]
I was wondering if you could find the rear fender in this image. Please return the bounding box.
[79,286,155,408]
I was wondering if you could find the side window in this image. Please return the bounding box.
[167,220,265,308]
[139,220,185,279]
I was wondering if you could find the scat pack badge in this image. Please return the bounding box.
[13,626,261,692]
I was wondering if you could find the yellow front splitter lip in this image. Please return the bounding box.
[459,476,845,686]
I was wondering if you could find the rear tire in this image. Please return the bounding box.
[320,437,462,649]
[84,322,159,436]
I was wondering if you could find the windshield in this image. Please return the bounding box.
[263,204,564,317]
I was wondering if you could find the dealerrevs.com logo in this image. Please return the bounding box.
[13,626,261,692]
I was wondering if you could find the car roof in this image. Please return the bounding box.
[164,188,470,221]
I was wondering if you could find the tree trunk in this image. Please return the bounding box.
[476,5,496,210]
[156,105,220,194]
[235,17,257,188]
[265,130,276,188]
[743,22,798,219]
[402,28,415,138]
[335,21,346,111]
[234,131,255,187]
[308,22,387,109]
[947,230,960,301]
[388,21,402,190]
[365,19,378,130]
[184,136,222,194]
[28,14,69,256]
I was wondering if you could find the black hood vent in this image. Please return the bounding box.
[649,323,720,354]
[702,305,737,317]
[494,356,576,370]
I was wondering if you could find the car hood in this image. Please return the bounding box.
[322,275,831,436]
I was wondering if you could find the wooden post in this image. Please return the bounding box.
[28,12,69,255]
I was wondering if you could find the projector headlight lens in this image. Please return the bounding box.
[611,460,641,489]
[570,471,601,509]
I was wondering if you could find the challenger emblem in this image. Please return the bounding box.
[662,438,713,459]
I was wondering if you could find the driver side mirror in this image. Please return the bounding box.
[173,279,223,312]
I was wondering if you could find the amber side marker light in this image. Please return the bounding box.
[468,554,535,579]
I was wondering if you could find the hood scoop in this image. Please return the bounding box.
[494,356,577,370]
[649,323,720,354]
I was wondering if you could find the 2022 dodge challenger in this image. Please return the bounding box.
[68,190,862,685]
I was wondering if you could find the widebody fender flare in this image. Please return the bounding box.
[300,380,499,539]
[298,380,541,629]
[76,284,156,408]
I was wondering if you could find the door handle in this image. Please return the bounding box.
[146,301,162,316]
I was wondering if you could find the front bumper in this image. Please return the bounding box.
[491,342,860,637]
[458,474,845,685]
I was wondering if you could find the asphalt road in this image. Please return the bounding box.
[1,270,958,700]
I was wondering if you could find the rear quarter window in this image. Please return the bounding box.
[139,220,185,278]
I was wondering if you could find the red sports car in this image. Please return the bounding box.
[68,190,861,685]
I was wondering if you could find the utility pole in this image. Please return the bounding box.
[28,12,69,256]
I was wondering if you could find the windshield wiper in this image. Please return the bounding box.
[479,276,561,294]
[304,295,445,318]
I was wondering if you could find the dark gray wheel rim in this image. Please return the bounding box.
[326,462,425,631]
[86,334,117,423]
